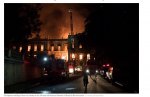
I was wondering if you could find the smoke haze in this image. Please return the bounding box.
[39,4,92,39]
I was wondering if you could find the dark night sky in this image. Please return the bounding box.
[4,3,98,41]
[5,3,139,41]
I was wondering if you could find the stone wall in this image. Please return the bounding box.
[4,58,42,86]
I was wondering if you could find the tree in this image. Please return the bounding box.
[4,4,42,48]
[84,4,139,92]
[84,4,138,63]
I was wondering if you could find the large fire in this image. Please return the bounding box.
[30,4,89,39]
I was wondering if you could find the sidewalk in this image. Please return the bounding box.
[4,74,82,93]
[4,77,44,93]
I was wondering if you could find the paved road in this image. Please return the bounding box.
[25,75,128,93]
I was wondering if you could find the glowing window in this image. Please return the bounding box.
[87,54,90,60]
[41,45,44,51]
[34,45,37,51]
[72,39,74,48]
[61,55,66,60]
[79,44,82,48]
[72,53,75,59]
[51,46,54,51]
[34,54,37,58]
[28,45,31,52]
[58,46,61,51]
[19,46,22,52]
[79,54,83,60]
[72,44,74,48]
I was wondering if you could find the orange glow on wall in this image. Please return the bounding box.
[64,45,67,51]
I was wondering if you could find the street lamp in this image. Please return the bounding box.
[42,56,48,76]
[43,57,48,62]
[86,69,90,74]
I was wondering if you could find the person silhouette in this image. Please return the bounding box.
[83,70,89,88]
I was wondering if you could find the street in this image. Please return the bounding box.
[24,74,127,93]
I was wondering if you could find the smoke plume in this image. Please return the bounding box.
[39,4,91,39]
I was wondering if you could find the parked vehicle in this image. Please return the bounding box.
[99,64,113,80]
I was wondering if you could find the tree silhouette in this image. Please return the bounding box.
[84,4,138,63]
[4,3,42,48]
[84,4,139,92]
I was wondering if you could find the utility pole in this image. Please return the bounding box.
[68,9,74,62]
[68,9,74,35]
